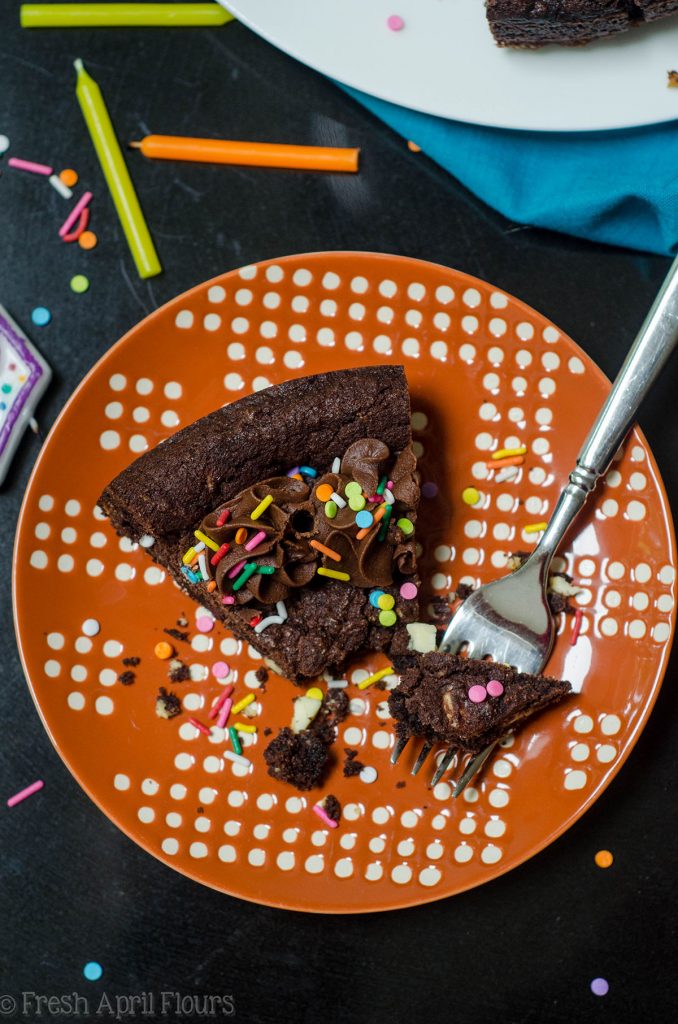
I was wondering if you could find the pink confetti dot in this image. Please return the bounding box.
[590,979,609,997]
[468,684,487,704]
[487,679,504,698]
[212,661,230,679]
[196,615,214,633]
[399,582,418,600]
[387,14,405,31]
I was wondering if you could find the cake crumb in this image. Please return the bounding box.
[668,70,678,87]
[263,727,273,736]
[395,780,406,789]
[156,687,181,719]
[255,667,269,684]
[122,656,141,667]
[343,748,365,778]
[164,627,189,643]
[263,728,331,790]
[168,659,191,683]
[118,670,136,686]
[322,794,342,823]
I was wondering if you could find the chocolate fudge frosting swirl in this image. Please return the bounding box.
[199,440,418,605]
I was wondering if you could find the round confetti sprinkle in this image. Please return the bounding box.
[315,483,333,503]
[360,766,378,783]
[0,134,10,155]
[212,661,230,679]
[400,582,418,600]
[396,517,414,536]
[369,590,385,608]
[590,978,609,997]
[462,486,481,505]
[348,494,366,512]
[31,306,51,327]
[78,230,97,250]
[81,618,100,637]
[83,961,103,982]
[356,510,373,529]
[595,849,614,869]
[154,641,174,660]
[407,140,422,153]
[377,593,395,611]
[468,685,487,704]
[196,615,214,633]
[378,609,397,627]
[422,481,438,498]
[325,500,337,519]
[60,168,78,187]
[70,274,90,294]
[487,679,504,698]
[344,481,362,498]
[387,14,405,31]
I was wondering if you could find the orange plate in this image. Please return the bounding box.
[12,253,676,913]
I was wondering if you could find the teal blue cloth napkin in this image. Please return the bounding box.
[344,85,678,257]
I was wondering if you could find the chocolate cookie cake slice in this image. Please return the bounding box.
[389,652,571,753]
[486,0,678,48]
[99,366,420,682]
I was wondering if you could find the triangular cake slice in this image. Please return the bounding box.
[388,652,571,753]
[99,365,421,682]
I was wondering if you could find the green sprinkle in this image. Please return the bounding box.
[229,726,242,755]
[378,504,392,541]
[344,481,362,499]
[255,565,275,575]
[70,274,90,294]
[379,609,397,627]
[232,562,257,591]
[376,476,387,495]
[396,517,414,536]
[325,500,338,519]
[348,494,366,512]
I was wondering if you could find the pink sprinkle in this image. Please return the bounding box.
[8,157,53,176]
[487,679,504,698]
[212,661,230,679]
[216,508,231,527]
[7,779,44,807]
[222,595,235,605]
[399,582,418,600]
[208,684,234,719]
[387,480,394,488]
[59,190,92,238]
[189,717,211,737]
[196,615,214,633]
[571,608,584,646]
[245,529,267,552]
[228,558,247,579]
[217,697,233,730]
[387,14,405,31]
[313,803,339,829]
[468,684,487,704]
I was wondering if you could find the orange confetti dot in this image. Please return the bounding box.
[154,641,174,660]
[315,483,334,503]
[595,850,614,869]
[407,140,422,153]
[59,168,78,187]
[235,527,248,544]
[78,230,97,250]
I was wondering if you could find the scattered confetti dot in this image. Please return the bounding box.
[400,582,418,600]
[83,962,103,982]
[78,230,97,250]
[360,766,378,784]
[81,618,100,637]
[422,481,438,498]
[60,168,78,187]
[387,14,405,31]
[196,615,214,633]
[154,641,174,660]
[70,274,90,294]
[462,486,480,505]
[0,134,10,155]
[212,661,230,679]
[31,306,51,327]
[590,978,609,997]
[595,849,614,869]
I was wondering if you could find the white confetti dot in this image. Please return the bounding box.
[34,523,50,540]
[430,340,448,360]
[489,789,509,808]
[289,323,307,342]
[626,500,646,522]
[635,563,652,583]
[600,617,618,637]
[203,313,221,332]
[103,640,123,657]
[57,554,74,573]
[653,623,671,643]
[67,692,85,710]
[568,357,585,374]
[459,343,476,362]
[61,527,77,544]
[164,381,182,399]
[573,714,594,734]
[462,315,479,334]
[463,287,481,307]
[571,742,590,762]
[138,806,155,824]
[345,331,364,351]
[224,373,244,391]
[174,752,194,771]
[114,773,130,790]
[628,619,646,639]
[115,563,134,582]
[596,744,617,764]
[100,430,121,450]
[607,561,625,580]
[483,372,500,391]
[105,401,123,420]
[402,337,420,357]
[481,844,503,864]
[454,844,473,863]
[175,310,194,329]
[305,854,325,874]
[75,637,92,654]
[493,758,512,778]
[564,769,587,790]
[391,864,412,885]
[99,669,117,687]
[95,696,114,716]
[44,659,61,678]
[433,781,452,801]
[108,373,127,391]
[283,351,304,369]
[190,842,208,859]
[360,766,378,784]
[86,559,104,577]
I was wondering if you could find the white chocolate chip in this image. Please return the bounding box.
[291,695,322,733]
[406,622,438,654]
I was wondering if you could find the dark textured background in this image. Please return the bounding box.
[1,8,677,1024]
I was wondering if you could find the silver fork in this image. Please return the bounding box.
[393,255,678,793]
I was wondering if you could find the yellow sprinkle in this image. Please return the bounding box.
[524,521,548,534]
[306,686,324,701]
[357,666,394,691]
[232,693,255,714]
[317,567,351,582]
[492,445,527,461]
[251,494,273,520]
[182,546,196,565]
[462,486,480,505]
[194,529,219,552]
[233,722,257,733]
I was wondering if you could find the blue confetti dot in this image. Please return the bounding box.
[83,962,103,982]
[369,590,385,608]
[31,306,51,327]
[356,510,374,529]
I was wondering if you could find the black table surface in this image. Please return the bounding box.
[1,10,677,1024]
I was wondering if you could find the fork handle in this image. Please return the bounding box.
[536,254,678,562]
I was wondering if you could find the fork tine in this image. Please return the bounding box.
[390,734,410,765]
[453,740,499,797]
[430,745,456,787]
[411,741,433,776]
